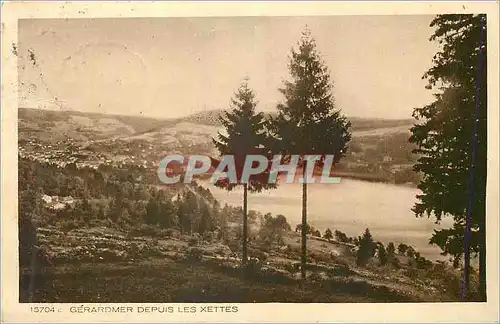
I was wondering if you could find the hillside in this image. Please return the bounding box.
[162,109,414,132]
[17,111,470,303]
[19,107,413,142]
[18,107,418,185]
[18,108,173,141]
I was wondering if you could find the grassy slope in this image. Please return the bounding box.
[20,259,415,303]
[19,227,460,303]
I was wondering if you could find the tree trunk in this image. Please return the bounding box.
[301,163,308,280]
[242,183,248,266]
[463,244,471,300]
[479,221,487,301]
[28,245,37,302]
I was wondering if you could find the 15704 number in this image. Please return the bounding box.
[30,306,57,313]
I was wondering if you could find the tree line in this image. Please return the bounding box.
[18,157,238,264]
[18,155,297,267]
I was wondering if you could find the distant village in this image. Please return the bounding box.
[18,137,161,170]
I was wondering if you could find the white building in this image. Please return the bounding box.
[41,194,52,204]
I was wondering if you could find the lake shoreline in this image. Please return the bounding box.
[198,177,452,262]
[194,171,418,189]
[332,171,418,188]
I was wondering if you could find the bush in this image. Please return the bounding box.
[309,272,323,281]
[328,264,352,277]
[188,236,199,247]
[259,214,291,246]
[416,256,433,270]
[244,258,262,273]
[397,243,409,255]
[283,262,300,274]
[163,228,180,239]
[248,247,269,261]
[334,230,349,243]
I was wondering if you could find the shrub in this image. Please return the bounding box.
[188,236,199,247]
[248,247,268,261]
[163,228,180,238]
[397,243,409,255]
[334,230,349,243]
[312,230,321,237]
[328,264,352,277]
[309,272,323,281]
[283,262,300,274]
[416,256,433,270]
[259,214,291,246]
[245,257,262,273]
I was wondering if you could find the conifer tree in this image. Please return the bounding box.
[323,228,333,241]
[409,14,487,300]
[387,242,396,262]
[158,199,176,229]
[212,79,275,265]
[270,28,351,279]
[356,228,376,266]
[198,201,213,236]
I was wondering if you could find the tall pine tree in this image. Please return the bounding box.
[212,79,275,266]
[409,14,487,301]
[270,28,351,279]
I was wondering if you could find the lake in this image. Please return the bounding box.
[199,178,454,261]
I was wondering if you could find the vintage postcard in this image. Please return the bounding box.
[1,1,499,323]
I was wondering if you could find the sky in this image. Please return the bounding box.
[18,16,440,120]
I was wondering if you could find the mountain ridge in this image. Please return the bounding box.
[19,107,415,138]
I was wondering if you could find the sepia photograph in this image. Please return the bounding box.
[1,1,499,322]
[14,12,491,303]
